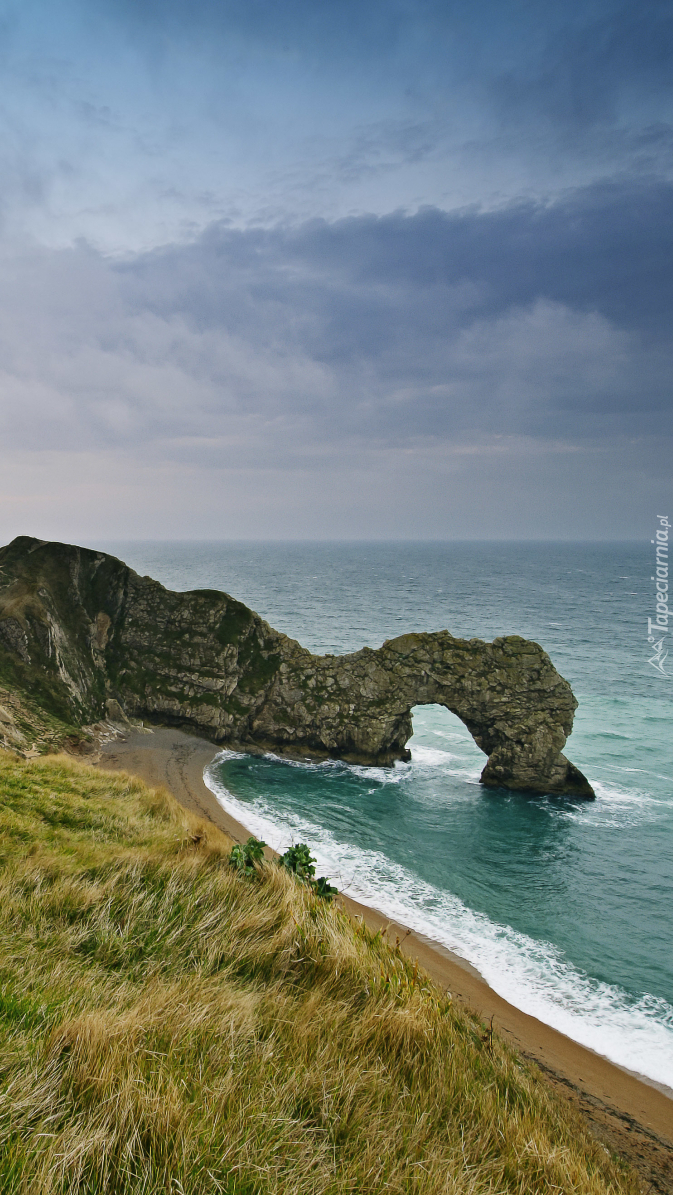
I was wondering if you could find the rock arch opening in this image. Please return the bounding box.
[408,703,486,771]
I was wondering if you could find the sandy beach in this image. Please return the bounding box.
[96,726,673,1193]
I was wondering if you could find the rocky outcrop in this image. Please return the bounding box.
[0,536,594,797]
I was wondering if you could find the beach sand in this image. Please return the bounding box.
[95,726,673,1193]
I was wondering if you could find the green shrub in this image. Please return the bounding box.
[228,835,266,875]
[314,874,338,900]
[279,842,315,881]
[279,842,338,899]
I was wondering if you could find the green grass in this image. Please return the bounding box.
[0,750,639,1194]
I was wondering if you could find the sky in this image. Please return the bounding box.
[0,0,671,542]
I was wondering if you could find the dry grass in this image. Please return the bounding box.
[0,750,639,1194]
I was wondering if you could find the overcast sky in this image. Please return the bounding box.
[1,0,671,541]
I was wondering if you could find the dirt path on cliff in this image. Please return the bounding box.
[95,726,673,1194]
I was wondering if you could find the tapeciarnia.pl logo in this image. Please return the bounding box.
[648,515,670,675]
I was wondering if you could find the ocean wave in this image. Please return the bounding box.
[204,761,673,1091]
[426,728,475,744]
[591,780,664,805]
[255,751,412,786]
[598,762,673,785]
[554,777,672,829]
[224,743,669,825]
[408,744,478,770]
[236,743,482,785]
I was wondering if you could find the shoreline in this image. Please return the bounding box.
[94,726,673,1193]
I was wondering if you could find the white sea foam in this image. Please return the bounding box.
[558,777,672,829]
[259,751,411,786]
[205,755,673,1091]
[406,744,479,772]
[265,742,484,785]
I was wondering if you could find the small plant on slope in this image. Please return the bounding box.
[279,841,338,899]
[228,835,266,875]
[313,874,338,900]
[278,842,315,881]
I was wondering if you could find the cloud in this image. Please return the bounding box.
[0,3,669,540]
[0,179,671,477]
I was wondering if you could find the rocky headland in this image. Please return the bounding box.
[0,536,594,797]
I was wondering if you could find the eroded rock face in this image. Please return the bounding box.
[0,536,594,797]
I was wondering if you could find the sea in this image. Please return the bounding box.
[100,540,673,1091]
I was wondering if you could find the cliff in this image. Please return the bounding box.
[0,536,594,797]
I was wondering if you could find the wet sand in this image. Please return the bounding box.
[96,726,673,1193]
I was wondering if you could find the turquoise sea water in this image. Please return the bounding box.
[101,541,673,1089]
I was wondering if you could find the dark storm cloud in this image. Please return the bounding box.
[106,177,673,441]
[121,179,673,339]
[1,178,671,462]
[260,180,673,337]
[0,176,669,466]
[1,174,671,540]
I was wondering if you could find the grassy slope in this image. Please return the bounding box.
[0,681,83,756]
[0,752,638,1195]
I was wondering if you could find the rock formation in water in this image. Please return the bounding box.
[0,536,594,797]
